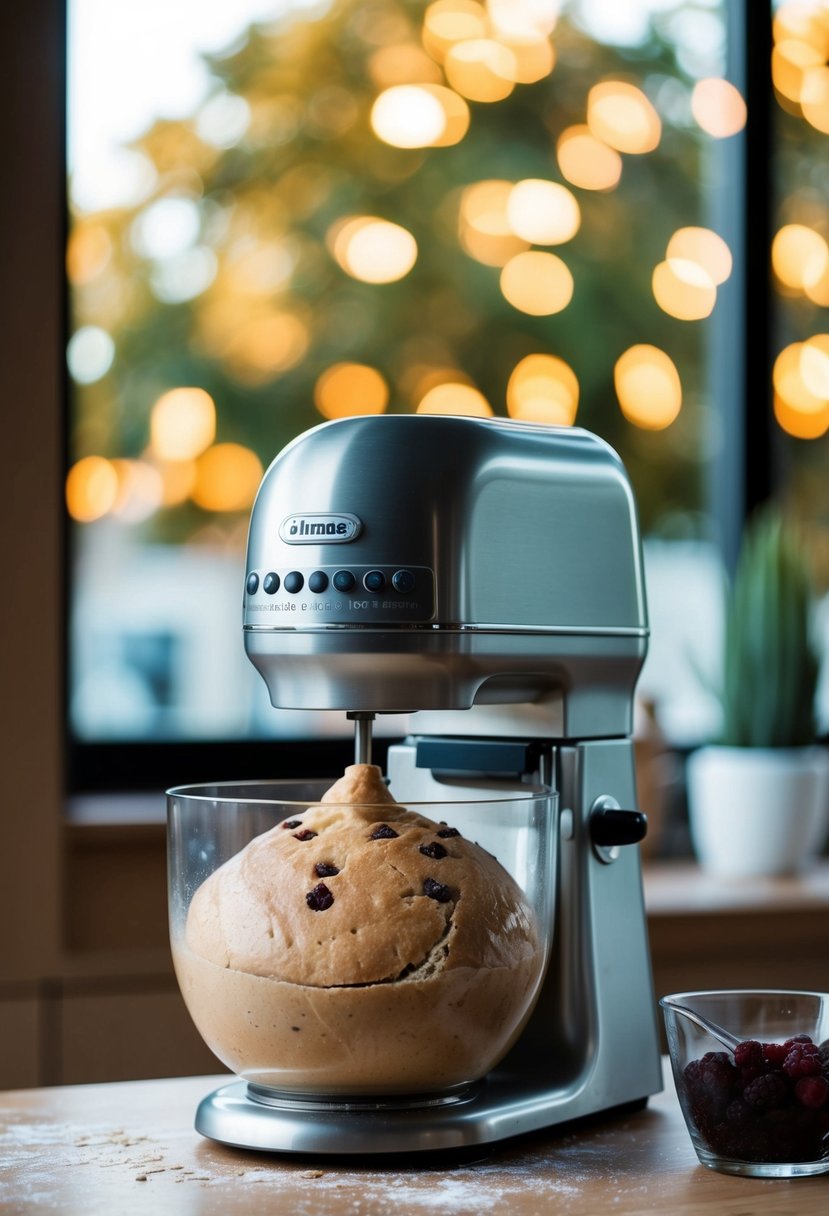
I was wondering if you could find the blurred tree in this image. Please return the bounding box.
[69,0,717,540]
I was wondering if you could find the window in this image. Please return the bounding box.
[65,1,829,789]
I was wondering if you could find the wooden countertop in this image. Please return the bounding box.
[2,1062,827,1213]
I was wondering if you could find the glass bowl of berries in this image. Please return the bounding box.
[661,991,829,1177]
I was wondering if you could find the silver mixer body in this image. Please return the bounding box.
[201,414,662,1152]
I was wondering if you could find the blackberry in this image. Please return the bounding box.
[423,877,452,903]
[313,861,339,878]
[419,842,447,859]
[743,1070,788,1110]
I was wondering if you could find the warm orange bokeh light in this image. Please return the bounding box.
[192,444,264,512]
[368,43,444,88]
[666,227,733,286]
[801,65,829,134]
[556,125,622,191]
[225,312,310,382]
[800,334,829,399]
[500,251,574,315]
[416,382,492,415]
[614,345,682,430]
[774,394,829,438]
[587,81,661,154]
[506,353,579,425]
[150,387,216,461]
[772,224,829,292]
[652,259,717,321]
[66,455,119,523]
[459,179,528,266]
[772,38,824,103]
[773,342,828,415]
[330,216,418,284]
[507,179,580,245]
[156,457,198,507]
[774,3,829,58]
[314,363,390,419]
[444,39,517,102]
[690,79,747,138]
[423,0,488,63]
[66,223,112,285]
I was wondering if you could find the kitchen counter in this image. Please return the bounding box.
[2,1062,828,1214]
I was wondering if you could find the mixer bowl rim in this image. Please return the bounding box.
[166,778,555,807]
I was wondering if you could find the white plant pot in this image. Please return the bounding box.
[686,745,829,878]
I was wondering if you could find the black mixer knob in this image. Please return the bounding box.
[589,796,647,864]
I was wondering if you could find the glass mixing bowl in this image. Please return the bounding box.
[168,780,555,1098]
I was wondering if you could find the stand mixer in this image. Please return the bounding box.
[174,413,662,1153]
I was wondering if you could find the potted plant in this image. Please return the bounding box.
[686,507,829,877]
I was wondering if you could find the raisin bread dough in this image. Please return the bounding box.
[174,765,543,1094]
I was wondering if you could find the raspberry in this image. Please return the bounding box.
[795,1076,829,1109]
[734,1039,763,1069]
[313,861,339,877]
[783,1041,822,1078]
[293,829,317,841]
[699,1051,738,1094]
[743,1070,788,1110]
[763,1042,789,1066]
[282,819,302,829]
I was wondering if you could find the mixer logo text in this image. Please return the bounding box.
[279,513,362,544]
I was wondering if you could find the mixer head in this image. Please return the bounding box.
[243,414,648,742]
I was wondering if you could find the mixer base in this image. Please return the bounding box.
[194,1076,652,1155]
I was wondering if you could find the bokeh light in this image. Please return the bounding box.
[500,250,574,315]
[314,363,390,419]
[420,85,472,145]
[67,326,115,385]
[774,2,829,56]
[225,312,310,382]
[458,179,528,265]
[444,39,516,102]
[371,85,447,148]
[771,223,829,292]
[192,444,264,512]
[66,456,119,523]
[368,43,444,88]
[150,387,217,461]
[110,459,164,523]
[416,382,492,415]
[155,458,198,507]
[556,125,622,191]
[331,216,418,283]
[614,345,682,430]
[652,259,717,321]
[507,179,580,245]
[690,78,747,138]
[66,223,112,285]
[586,81,661,154]
[666,227,733,286]
[774,394,829,439]
[773,342,827,414]
[801,65,829,134]
[423,0,488,63]
[506,353,579,425]
[800,334,829,399]
[772,38,824,104]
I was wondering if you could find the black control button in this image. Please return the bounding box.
[309,570,329,593]
[263,572,280,595]
[392,569,416,594]
[246,573,259,595]
[284,571,304,594]
[333,570,355,592]
[364,570,386,593]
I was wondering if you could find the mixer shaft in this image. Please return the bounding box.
[347,712,375,766]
